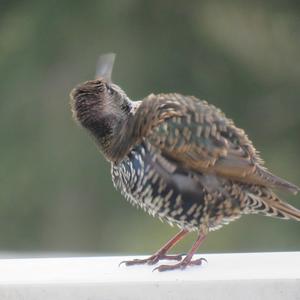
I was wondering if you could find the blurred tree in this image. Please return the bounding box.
[0,0,299,255]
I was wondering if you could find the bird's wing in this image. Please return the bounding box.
[133,93,299,194]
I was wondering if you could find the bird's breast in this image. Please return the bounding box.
[111,142,208,231]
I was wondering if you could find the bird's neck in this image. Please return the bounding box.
[100,100,141,163]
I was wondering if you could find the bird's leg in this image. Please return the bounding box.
[119,229,189,266]
[153,230,207,272]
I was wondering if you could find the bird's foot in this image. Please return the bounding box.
[153,257,207,272]
[119,253,183,267]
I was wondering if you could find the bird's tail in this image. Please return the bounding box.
[265,197,300,221]
[245,187,300,221]
[256,166,300,195]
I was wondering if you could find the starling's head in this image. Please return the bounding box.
[70,78,133,158]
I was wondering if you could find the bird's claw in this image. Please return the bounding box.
[119,253,184,267]
[152,257,207,272]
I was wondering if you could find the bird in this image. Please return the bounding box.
[70,54,300,272]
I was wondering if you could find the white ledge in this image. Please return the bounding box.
[0,252,299,299]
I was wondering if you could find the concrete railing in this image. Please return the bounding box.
[0,252,299,299]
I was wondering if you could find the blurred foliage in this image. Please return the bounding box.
[0,0,299,255]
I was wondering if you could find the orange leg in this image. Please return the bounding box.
[120,229,189,266]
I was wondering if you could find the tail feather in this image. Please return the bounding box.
[257,166,300,195]
[246,188,300,221]
[265,198,300,221]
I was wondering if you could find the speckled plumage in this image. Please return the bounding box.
[70,76,300,271]
[108,92,300,231]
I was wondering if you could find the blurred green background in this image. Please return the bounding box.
[0,0,299,256]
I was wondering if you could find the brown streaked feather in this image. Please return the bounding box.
[267,200,300,221]
[108,93,183,163]
[245,186,300,221]
[132,93,300,194]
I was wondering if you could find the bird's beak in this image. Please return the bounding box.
[95,53,116,83]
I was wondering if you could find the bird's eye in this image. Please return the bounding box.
[107,85,114,96]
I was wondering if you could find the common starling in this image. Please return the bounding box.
[70,54,300,272]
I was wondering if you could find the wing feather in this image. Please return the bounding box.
[134,93,299,194]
